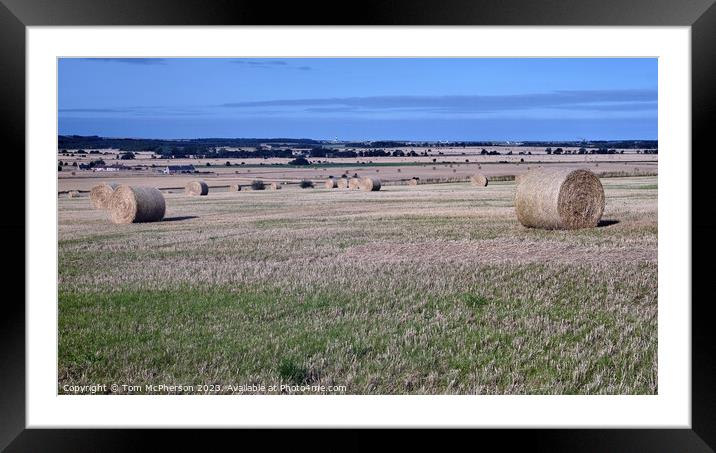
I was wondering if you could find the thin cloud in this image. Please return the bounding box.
[59,90,656,119]
[59,108,129,113]
[78,58,167,65]
[220,89,656,113]
[230,59,312,71]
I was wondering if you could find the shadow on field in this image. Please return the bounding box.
[598,219,619,227]
[163,216,198,222]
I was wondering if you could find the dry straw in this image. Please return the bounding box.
[108,185,165,224]
[348,177,361,190]
[360,177,381,192]
[408,177,420,186]
[185,180,209,196]
[515,167,605,230]
[228,184,242,192]
[68,190,79,198]
[471,174,489,187]
[270,182,282,190]
[337,178,349,189]
[325,178,338,189]
[90,183,119,209]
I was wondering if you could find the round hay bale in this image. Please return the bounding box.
[89,182,119,209]
[68,190,79,198]
[270,182,282,190]
[337,178,349,189]
[408,177,419,186]
[470,174,488,187]
[514,174,525,185]
[108,185,165,224]
[515,168,604,230]
[228,184,242,192]
[185,180,209,196]
[348,177,361,190]
[325,178,338,189]
[359,177,381,192]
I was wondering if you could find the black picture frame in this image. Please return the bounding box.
[2,0,714,450]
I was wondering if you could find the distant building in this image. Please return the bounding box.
[163,165,196,174]
[93,164,126,172]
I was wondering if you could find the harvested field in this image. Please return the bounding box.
[58,176,657,395]
[57,153,658,193]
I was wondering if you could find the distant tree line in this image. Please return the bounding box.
[58,136,658,160]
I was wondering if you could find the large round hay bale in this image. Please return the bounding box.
[89,183,119,209]
[108,185,165,224]
[471,174,488,187]
[324,178,337,189]
[270,182,282,190]
[348,177,361,190]
[228,184,242,192]
[408,177,419,186]
[185,180,208,196]
[515,168,604,230]
[337,178,349,189]
[514,174,525,185]
[359,177,381,192]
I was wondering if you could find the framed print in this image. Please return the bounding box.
[4,0,716,449]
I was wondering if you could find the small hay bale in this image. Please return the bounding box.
[68,190,79,198]
[108,185,165,224]
[408,177,419,186]
[270,182,282,190]
[348,178,361,190]
[515,167,604,230]
[185,180,209,196]
[325,178,338,189]
[359,177,381,192]
[228,184,242,192]
[470,174,489,187]
[337,178,349,189]
[90,183,119,209]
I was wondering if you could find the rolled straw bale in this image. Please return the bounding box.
[108,185,165,224]
[68,190,79,198]
[515,167,604,230]
[348,177,361,190]
[325,178,338,189]
[337,178,349,189]
[228,184,242,192]
[408,177,420,186]
[470,174,488,187]
[270,182,282,190]
[360,177,381,192]
[90,182,119,209]
[185,180,209,196]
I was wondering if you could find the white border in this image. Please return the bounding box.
[27,26,690,428]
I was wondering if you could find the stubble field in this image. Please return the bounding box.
[58,176,658,394]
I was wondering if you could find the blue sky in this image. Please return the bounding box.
[58,58,657,140]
